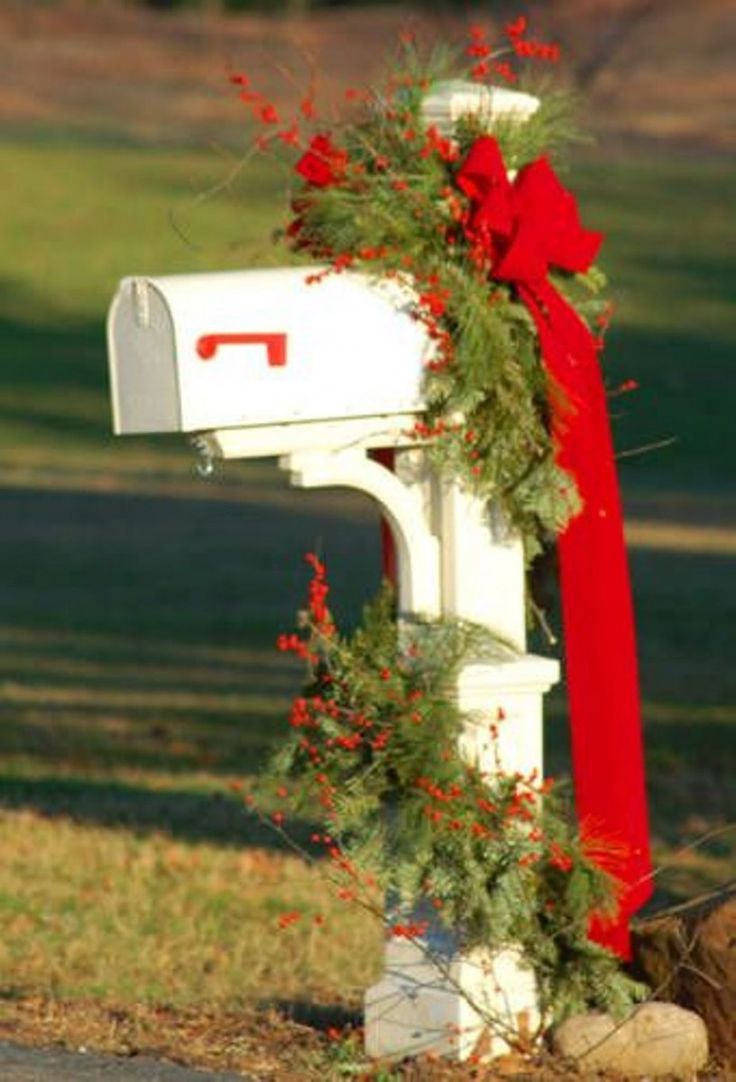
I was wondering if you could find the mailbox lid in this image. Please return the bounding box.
[108,277,181,435]
[108,267,432,435]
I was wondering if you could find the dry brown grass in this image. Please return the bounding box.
[0,995,326,1079]
[0,0,734,150]
[0,996,590,1080]
[0,806,381,1009]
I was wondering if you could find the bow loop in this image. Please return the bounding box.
[457,138,603,283]
[493,217,548,283]
[456,136,515,237]
[514,157,603,273]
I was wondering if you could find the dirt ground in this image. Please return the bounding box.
[0,997,577,1080]
[1,996,732,1079]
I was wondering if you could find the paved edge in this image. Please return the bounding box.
[0,1040,252,1081]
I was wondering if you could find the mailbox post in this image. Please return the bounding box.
[363,461,558,1060]
[108,266,559,1061]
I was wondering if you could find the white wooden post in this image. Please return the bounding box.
[364,464,559,1062]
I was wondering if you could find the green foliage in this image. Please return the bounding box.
[283,37,608,554]
[256,564,648,1026]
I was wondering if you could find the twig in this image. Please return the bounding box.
[616,436,677,460]
[246,802,533,1050]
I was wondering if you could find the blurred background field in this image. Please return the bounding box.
[0,0,734,1075]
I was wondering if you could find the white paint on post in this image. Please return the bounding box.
[457,656,559,784]
[365,944,540,1062]
[438,482,527,651]
[283,447,441,618]
[365,477,559,1063]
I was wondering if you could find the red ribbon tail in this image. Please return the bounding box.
[453,136,650,954]
[588,912,635,960]
[521,282,653,958]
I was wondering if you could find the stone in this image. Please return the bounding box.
[631,882,736,1066]
[551,1003,709,1078]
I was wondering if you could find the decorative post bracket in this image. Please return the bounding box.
[282,447,441,617]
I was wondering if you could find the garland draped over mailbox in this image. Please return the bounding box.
[234,19,651,958]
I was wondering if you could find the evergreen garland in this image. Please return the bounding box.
[254,555,647,1026]
[269,28,612,557]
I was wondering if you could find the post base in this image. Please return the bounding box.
[364,942,539,1062]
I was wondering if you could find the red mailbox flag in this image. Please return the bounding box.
[197,332,287,367]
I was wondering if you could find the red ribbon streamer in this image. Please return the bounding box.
[456,137,652,957]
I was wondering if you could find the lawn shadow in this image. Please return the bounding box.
[0,478,381,771]
[604,323,736,493]
[0,296,104,393]
[265,1000,362,1033]
[1,296,735,860]
[0,476,382,841]
[0,481,380,646]
[0,772,322,853]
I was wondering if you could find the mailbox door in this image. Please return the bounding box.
[108,278,181,435]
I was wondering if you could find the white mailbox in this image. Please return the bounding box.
[107,267,432,436]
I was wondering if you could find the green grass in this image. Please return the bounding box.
[0,135,735,1027]
[573,151,736,492]
[0,141,290,478]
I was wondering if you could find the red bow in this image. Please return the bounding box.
[457,137,652,958]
